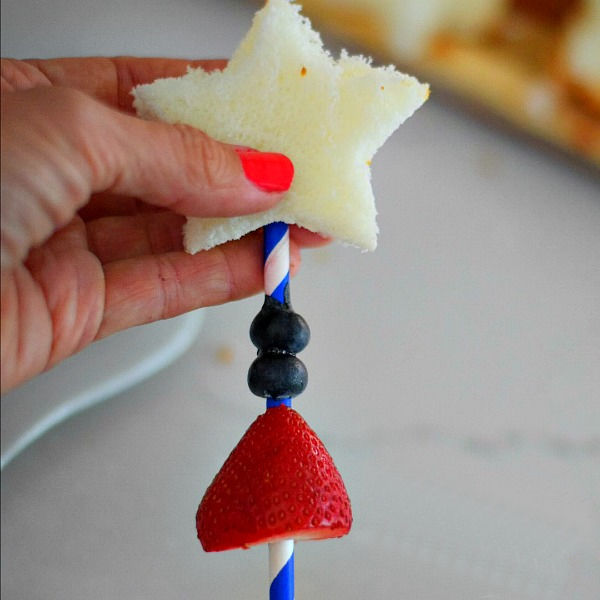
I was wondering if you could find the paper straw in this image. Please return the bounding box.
[263,221,292,412]
[269,539,294,600]
[264,221,290,305]
[263,222,295,600]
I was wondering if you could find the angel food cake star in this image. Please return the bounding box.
[133,0,429,252]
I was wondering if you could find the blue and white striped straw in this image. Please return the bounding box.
[263,221,294,600]
[264,221,293,410]
[263,221,290,305]
[269,539,294,600]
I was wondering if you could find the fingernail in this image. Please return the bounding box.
[235,149,294,193]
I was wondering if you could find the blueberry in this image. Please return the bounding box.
[247,352,308,398]
[250,296,310,354]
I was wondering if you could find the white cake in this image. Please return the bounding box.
[133,0,429,252]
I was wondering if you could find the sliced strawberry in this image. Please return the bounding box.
[196,405,352,552]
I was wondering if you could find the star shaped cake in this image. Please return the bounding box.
[133,0,429,252]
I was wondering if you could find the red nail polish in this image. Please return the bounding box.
[235,149,294,193]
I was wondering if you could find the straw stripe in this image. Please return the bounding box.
[269,540,294,600]
[263,222,292,409]
[264,222,290,303]
[264,222,294,600]
[266,397,292,409]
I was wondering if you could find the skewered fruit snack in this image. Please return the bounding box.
[198,219,354,597]
[198,259,352,553]
[133,0,428,596]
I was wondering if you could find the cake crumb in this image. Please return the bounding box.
[215,345,235,365]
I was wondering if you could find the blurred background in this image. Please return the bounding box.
[1,1,599,599]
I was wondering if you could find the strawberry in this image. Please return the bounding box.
[196,405,352,552]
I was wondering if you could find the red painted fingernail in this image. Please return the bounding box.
[235,149,294,193]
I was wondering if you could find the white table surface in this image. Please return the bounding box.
[2,1,600,599]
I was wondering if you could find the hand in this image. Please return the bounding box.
[1,57,329,393]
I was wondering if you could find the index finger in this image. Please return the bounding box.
[4,56,227,111]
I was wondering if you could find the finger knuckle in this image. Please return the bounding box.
[155,255,184,320]
[171,124,231,192]
[53,87,95,125]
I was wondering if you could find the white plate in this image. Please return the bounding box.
[0,310,204,469]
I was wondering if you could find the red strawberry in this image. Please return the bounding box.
[196,405,352,552]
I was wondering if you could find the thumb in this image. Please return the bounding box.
[97,107,294,218]
[100,111,294,217]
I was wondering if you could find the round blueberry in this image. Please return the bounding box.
[250,297,310,354]
[247,352,308,398]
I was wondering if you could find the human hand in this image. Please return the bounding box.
[1,57,329,393]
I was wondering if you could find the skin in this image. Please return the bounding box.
[1,57,329,393]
